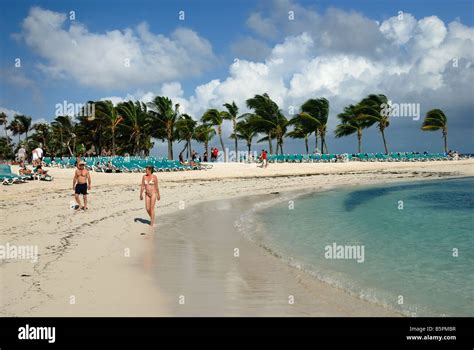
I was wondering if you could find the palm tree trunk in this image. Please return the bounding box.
[170,139,174,160]
[268,133,273,154]
[304,136,309,154]
[357,129,362,153]
[314,131,318,152]
[247,142,251,154]
[320,132,325,154]
[67,142,73,157]
[136,134,140,156]
[204,140,209,158]
[167,139,173,160]
[233,119,238,162]
[187,139,192,159]
[218,126,226,162]
[180,143,188,159]
[443,129,448,153]
[381,129,389,154]
[111,128,116,156]
[167,126,173,160]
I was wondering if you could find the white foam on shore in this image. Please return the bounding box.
[232,188,428,317]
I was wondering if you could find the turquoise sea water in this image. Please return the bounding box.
[251,177,474,316]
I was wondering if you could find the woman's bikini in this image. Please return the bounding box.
[144,176,156,197]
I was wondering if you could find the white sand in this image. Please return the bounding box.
[1,159,473,316]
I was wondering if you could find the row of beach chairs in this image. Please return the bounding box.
[43,156,210,172]
[267,152,451,163]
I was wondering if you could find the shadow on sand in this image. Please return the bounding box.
[134,218,151,225]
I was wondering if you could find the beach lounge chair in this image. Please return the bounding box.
[0,164,26,184]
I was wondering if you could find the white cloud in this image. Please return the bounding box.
[99,2,473,150]
[380,13,417,45]
[32,118,48,125]
[246,12,279,39]
[191,11,471,135]
[230,37,272,61]
[19,7,217,89]
[103,9,473,129]
[0,107,21,118]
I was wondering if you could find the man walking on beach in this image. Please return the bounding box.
[73,160,91,210]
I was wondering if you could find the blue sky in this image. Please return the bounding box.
[1,0,473,154]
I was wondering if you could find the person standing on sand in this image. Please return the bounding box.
[259,149,268,168]
[17,145,26,163]
[140,165,160,227]
[32,143,43,163]
[73,160,91,210]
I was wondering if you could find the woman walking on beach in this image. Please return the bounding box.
[140,165,160,227]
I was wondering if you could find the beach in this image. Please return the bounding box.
[1,159,473,317]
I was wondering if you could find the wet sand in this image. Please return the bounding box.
[151,193,400,316]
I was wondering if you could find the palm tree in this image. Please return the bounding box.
[202,108,227,161]
[95,100,123,155]
[249,111,288,154]
[7,117,24,144]
[232,117,258,153]
[194,123,215,157]
[246,93,281,154]
[299,98,329,153]
[32,122,51,150]
[51,116,75,156]
[148,96,179,160]
[355,94,390,154]
[16,115,32,140]
[0,112,8,144]
[289,113,319,153]
[175,114,197,159]
[286,123,311,154]
[421,109,448,153]
[117,100,150,156]
[222,101,240,160]
[0,136,13,160]
[335,104,371,153]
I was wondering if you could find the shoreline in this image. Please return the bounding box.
[149,192,403,316]
[1,160,473,316]
[230,176,474,317]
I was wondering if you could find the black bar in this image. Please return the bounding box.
[0,317,472,347]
